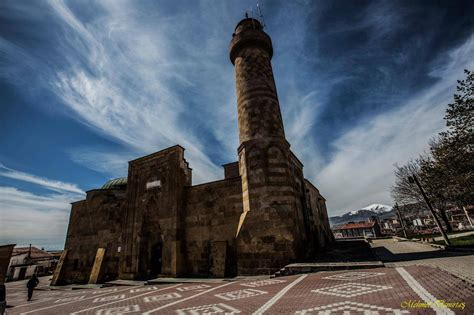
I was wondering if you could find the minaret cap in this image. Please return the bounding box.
[234,18,263,34]
[229,18,273,65]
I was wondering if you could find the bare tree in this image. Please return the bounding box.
[391,158,453,232]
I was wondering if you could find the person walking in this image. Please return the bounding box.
[26,274,39,301]
[0,283,6,315]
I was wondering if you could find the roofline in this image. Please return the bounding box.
[222,161,238,167]
[0,244,16,249]
[186,176,241,189]
[86,188,126,193]
[304,179,326,200]
[71,199,86,205]
[289,150,304,168]
[128,144,185,164]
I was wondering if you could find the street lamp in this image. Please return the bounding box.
[394,203,408,239]
[408,174,450,245]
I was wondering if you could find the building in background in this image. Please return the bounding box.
[333,218,382,239]
[6,246,57,281]
[52,18,333,285]
[0,245,15,284]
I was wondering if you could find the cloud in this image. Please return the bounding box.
[0,164,84,248]
[0,163,85,195]
[1,0,473,222]
[68,148,135,179]
[314,34,474,215]
[0,186,72,247]
[44,0,241,183]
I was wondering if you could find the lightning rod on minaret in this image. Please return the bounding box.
[257,2,266,29]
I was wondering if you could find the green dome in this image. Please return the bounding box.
[101,177,127,189]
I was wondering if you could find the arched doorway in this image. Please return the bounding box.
[150,242,163,278]
[138,197,164,279]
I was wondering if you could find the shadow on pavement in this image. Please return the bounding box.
[372,245,472,262]
[312,239,379,262]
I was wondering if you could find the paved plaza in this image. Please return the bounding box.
[4,265,473,314]
[371,239,474,284]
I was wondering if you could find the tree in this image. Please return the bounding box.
[391,160,423,206]
[391,69,473,232]
[391,158,453,232]
[430,69,474,207]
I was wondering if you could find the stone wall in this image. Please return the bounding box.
[55,189,126,284]
[184,177,242,277]
[223,162,239,179]
[304,180,334,249]
[119,145,192,280]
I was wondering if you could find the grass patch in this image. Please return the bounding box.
[407,231,467,240]
[433,234,474,247]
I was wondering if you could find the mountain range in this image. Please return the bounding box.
[329,204,396,226]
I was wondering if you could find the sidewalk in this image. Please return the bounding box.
[371,238,474,284]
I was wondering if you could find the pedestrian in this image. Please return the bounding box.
[0,283,6,315]
[26,274,39,301]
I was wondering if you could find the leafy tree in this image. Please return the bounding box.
[431,69,474,206]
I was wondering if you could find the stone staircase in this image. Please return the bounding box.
[271,261,385,278]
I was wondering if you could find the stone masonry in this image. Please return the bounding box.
[52,18,333,285]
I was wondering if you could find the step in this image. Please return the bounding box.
[273,261,384,277]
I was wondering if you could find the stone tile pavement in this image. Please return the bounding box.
[371,238,474,284]
[3,266,473,314]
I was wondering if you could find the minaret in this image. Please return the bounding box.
[230,18,306,274]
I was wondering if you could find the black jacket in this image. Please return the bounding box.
[26,278,39,289]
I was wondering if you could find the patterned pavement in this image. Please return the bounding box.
[371,239,474,284]
[4,266,473,314]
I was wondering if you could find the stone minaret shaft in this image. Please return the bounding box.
[230,18,306,275]
[230,19,286,144]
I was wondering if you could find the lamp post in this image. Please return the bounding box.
[394,203,408,239]
[408,174,450,245]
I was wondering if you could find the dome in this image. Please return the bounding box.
[101,177,127,189]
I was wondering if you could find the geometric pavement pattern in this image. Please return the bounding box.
[215,288,267,301]
[177,284,211,292]
[240,279,286,288]
[95,304,140,315]
[54,295,85,303]
[143,292,182,303]
[311,282,392,298]
[175,303,241,314]
[295,301,410,315]
[130,286,159,293]
[92,288,118,294]
[323,272,386,281]
[93,294,125,303]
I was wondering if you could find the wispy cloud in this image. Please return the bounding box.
[68,148,135,179]
[0,186,72,247]
[0,163,85,195]
[1,0,473,222]
[314,34,474,215]
[0,164,83,248]
[45,0,240,183]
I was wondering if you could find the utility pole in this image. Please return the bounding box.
[394,203,408,239]
[409,174,450,245]
[463,206,473,228]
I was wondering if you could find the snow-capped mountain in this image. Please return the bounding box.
[361,204,392,214]
[330,204,394,226]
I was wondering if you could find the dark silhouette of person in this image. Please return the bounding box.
[26,274,39,301]
[0,283,6,315]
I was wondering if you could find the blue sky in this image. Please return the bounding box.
[1,0,473,249]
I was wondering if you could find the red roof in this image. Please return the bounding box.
[334,221,375,230]
[12,247,52,259]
